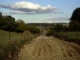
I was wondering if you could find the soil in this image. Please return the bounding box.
[18,35,80,60]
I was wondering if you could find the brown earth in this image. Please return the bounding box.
[18,35,80,60]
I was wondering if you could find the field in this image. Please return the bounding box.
[0,30,37,60]
[46,30,80,45]
[58,32,80,44]
[60,32,80,38]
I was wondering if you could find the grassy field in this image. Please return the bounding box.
[0,30,21,46]
[61,32,80,37]
[0,30,37,45]
[46,30,80,45]
[0,30,37,60]
[58,32,80,44]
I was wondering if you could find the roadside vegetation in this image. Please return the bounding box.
[46,7,80,45]
[0,30,39,60]
[0,12,40,60]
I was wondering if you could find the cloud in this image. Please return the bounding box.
[0,1,59,14]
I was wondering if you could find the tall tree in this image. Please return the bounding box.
[69,7,80,37]
[0,12,4,29]
[4,15,15,31]
[69,8,80,22]
[69,21,80,31]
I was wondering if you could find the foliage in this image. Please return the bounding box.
[0,13,16,32]
[0,12,26,32]
[0,13,5,30]
[69,8,80,22]
[16,19,27,33]
[58,32,80,45]
[0,12,40,34]
[69,21,80,31]
[46,8,80,45]
[27,26,40,34]
[0,30,37,60]
[46,24,68,36]
[54,24,63,32]
[69,8,80,31]
[4,15,16,31]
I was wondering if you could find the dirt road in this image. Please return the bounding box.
[18,35,80,60]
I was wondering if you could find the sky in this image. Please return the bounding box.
[0,0,80,23]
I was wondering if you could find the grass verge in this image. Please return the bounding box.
[0,30,38,60]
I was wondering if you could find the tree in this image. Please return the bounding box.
[69,7,80,38]
[69,21,80,31]
[27,26,40,34]
[54,24,63,32]
[0,12,16,31]
[69,8,80,22]
[0,12,4,29]
[4,15,15,58]
[16,19,27,33]
[69,8,80,31]
[4,15,16,31]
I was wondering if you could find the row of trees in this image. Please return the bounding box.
[0,12,40,34]
[46,24,68,36]
[0,12,40,59]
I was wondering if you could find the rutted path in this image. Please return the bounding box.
[18,35,80,60]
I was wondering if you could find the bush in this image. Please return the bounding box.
[27,26,40,34]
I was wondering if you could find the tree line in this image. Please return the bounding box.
[46,7,80,36]
[0,12,40,34]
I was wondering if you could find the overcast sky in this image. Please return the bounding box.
[0,0,80,23]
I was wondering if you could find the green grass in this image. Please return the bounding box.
[0,30,21,46]
[46,30,80,45]
[62,32,80,37]
[0,30,36,45]
[0,30,37,60]
[59,32,80,44]
[60,32,80,39]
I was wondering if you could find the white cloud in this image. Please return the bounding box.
[0,1,59,14]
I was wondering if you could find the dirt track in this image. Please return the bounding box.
[18,35,80,60]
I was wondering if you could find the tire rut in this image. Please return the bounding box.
[18,35,80,60]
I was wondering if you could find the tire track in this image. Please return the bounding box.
[32,39,41,56]
[18,35,80,60]
[61,41,80,56]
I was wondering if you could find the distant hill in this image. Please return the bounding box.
[27,23,69,26]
